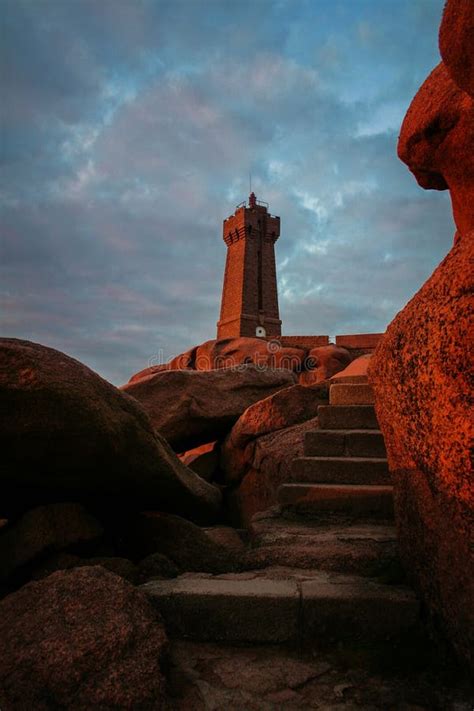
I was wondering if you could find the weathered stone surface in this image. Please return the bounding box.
[226,383,328,452]
[122,364,296,452]
[128,346,198,383]
[0,503,102,580]
[329,383,375,406]
[203,526,246,552]
[143,576,300,643]
[398,62,474,235]
[248,511,400,578]
[299,346,352,385]
[138,552,180,582]
[0,566,168,709]
[439,0,474,99]
[278,483,394,519]
[330,354,372,382]
[0,339,221,523]
[166,639,473,710]
[225,417,320,527]
[127,338,307,384]
[195,338,306,372]
[142,569,416,644]
[369,234,474,669]
[125,512,240,574]
[179,441,220,482]
[30,552,138,584]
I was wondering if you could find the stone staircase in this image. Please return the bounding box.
[142,377,419,649]
[279,380,393,519]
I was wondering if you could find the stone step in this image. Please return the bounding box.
[278,483,394,519]
[329,383,375,406]
[318,405,379,430]
[247,512,401,578]
[304,429,386,458]
[291,456,390,485]
[141,570,418,645]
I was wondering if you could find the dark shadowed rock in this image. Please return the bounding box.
[0,339,221,523]
[439,0,474,99]
[0,566,168,709]
[138,552,180,582]
[125,512,240,574]
[122,364,296,452]
[203,526,246,553]
[299,345,352,385]
[0,503,102,580]
[30,552,138,584]
[179,441,220,482]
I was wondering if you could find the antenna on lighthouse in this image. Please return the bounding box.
[249,172,252,195]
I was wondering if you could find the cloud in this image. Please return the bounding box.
[1,0,453,385]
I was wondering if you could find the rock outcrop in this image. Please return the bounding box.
[225,417,320,527]
[0,339,221,523]
[221,383,328,484]
[299,346,352,385]
[369,0,474,670]
[124,512,240,574]
[0,567,168,709]
[0,503,102,580]
[122,365,296,452]
[127,337,353,386]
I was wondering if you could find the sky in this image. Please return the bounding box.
[1,0,455,385]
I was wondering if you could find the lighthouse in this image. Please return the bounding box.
[217,192,282,340]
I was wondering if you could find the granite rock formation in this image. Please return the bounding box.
[127,337,352,386]
[0,567,168,709]
[122,364,296,452]
[0,339,221,524]
[369,0,474,669]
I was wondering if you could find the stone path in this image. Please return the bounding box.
[143,376,472,705]
[143,377,417,647]
[165,640,473,710]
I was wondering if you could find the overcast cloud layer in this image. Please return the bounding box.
[1,0,455,384]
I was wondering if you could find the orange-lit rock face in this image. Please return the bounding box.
[369,235,474,669]
[398,64,474,235]
[370,0,474,667]
[439,0,474,99]
[299,345,352,385]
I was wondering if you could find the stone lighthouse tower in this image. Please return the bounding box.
[217,192,282,340]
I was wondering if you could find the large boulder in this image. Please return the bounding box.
[225,417,320,527]
[221,383,328,484]
[0,502,102,580]
[299,345,352,385]
[0,339,221,523]
[122,365,296,452]
[0,567,168,709]
[124,512,240,574]
[127,337,306,383]
[369,235,474,669]
[369,1,474,670]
